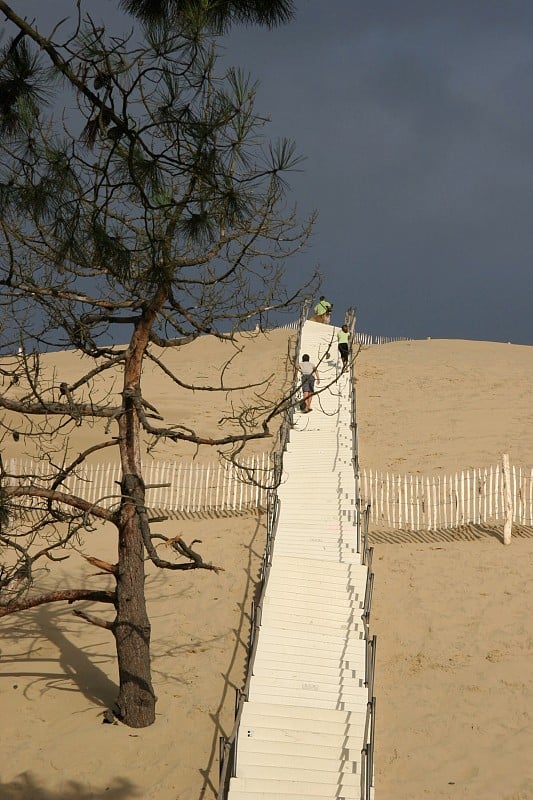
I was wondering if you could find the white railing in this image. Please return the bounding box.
[7,454,275,517]
[360,463,533,530]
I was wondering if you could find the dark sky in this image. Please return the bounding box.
[17,1,533,342]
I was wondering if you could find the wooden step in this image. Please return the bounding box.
[228,787,354,800]
[265,566,363,582]
[255,624,364,645]
[257,619,364,641]
[252,641,365,664]
[250,663,364,685]
[258,612,361,634]
[263,584,363,604]
[264,558,367,575]
[255,626,365,647]
[228,782,356,800]
[262,594,358,613]
[237,736,359,762]
[264,576,363,594]
[259,600,360,620]
[272,547,358,561]
[251,650,366,672]
[264,579,363,596]
[236,721,364,747]
[265,565,361,582]
[236,746,359,774]
[248,678,365,702]
[235,762,359,786]
[247,689,367,712]
[265,566,364,584]
[240,700,365,725]
[266,563,365,578]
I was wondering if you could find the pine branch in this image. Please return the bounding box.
[0,588,116,618]
[72,608,114,630]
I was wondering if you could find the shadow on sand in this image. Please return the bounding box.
[0,773,141,800]
[369,521,533,545]
[198,513,266,799]
[1,602,117,708]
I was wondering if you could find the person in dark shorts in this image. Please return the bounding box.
[295,354,320,413]
[337,324,350,371]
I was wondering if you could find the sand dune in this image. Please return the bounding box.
[357,339,533,800]
[0,330,290,800]
[357,338,533,474]
[2,333,533,799]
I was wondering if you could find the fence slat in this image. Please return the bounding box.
[529,467,533,525]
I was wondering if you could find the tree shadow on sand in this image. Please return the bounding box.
[0,773,141,800]
[198,513,266,799]
[0,603,117,708]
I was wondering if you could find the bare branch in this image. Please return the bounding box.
[0,589,116,618]
[150,533,222,573]
[84,555,118,575]
[145,348,273,393]
[72,608,114,630]
[5,486,115,522]
[0,395,122,420]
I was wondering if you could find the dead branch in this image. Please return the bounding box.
[5,485,115,522]
[72,608,114,630]
[152,533,223,573]
[145,348,273,393]
[84,555,118,575]
[0,588,116,618]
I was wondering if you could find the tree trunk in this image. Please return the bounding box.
[113,294,167,726]
[113,472,156,727]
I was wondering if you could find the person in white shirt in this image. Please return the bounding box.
[294,353,320,413]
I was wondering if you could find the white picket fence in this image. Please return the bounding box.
[8,454,275,517]
[275,322,409,345]
[360,464,533,530]
[274,318,411,345]
[354,332,411,346]
[274,320,300,332]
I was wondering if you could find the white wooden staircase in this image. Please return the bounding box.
[226,320,375,800]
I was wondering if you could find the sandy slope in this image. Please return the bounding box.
[0,329,291,800]
[2,333,533,800]
[357,339,533,800]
